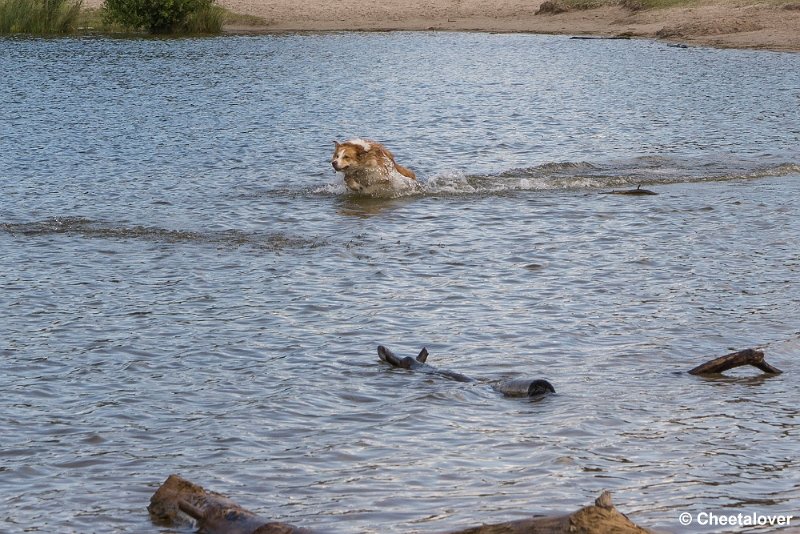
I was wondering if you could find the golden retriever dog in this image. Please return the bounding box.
[331,139,417,196]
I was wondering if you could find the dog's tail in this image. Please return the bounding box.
[395,164,416,181]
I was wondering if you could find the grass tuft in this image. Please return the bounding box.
[536,0,571,14]
[0,0,82,34]
[1,0,263,34]
[184,3,223,33]
[536,0,701,14]
[621,0,699,10]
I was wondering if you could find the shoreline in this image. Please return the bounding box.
[215,1,800,52]
[76,0,800,52]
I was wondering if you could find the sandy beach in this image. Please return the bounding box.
[219,0,800,52]
[79,0,800,51]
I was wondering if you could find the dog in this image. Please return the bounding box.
[331,139,417,196]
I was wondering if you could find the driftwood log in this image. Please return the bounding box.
[148,474,311,534]
[377,345,555,397]
[150,475,652,534]
[688,348,783,376]
[448,491,652,534]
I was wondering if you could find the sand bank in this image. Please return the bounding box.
[219,0,800,52]
[81,0,800,51]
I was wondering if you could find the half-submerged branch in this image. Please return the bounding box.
[149,476,652,534]
[148,474,311,534]
[448,491,652,534]
[377,345,555,397]
[688,348,782,376]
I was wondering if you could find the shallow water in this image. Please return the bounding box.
[1,33,799,533]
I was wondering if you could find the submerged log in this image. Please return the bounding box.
[378,345,473,382]
[148,474,311,534]
[449,491,652,534]
[150,477,652,534]
[602,184,658,195]
[378,345,555,396]
[493,378,556,397]
[688,348,782,376]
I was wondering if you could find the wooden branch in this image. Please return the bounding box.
[448,491,652,534]
[378,345,553,393]
[149,477,653,534]
[148,474,311,534]
[688,348,783,376]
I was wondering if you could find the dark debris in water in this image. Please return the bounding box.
[0,217,321,251]
[601,185,658,196]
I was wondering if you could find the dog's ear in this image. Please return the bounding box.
[333,140,340,148]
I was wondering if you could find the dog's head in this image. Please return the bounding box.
[331,139,374,173]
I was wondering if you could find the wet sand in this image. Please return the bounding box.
[80,0,800,51]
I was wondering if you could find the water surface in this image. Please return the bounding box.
[1,33,799,533]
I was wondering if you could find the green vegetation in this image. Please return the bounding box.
[102,0,223,33]
[183,2,223,33]
[80,3,259,34]
[0,0,82,34]
[0,0,235,34]
[619,0,698,10]
[536,0,699,14]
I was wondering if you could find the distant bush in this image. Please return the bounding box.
[620,0,698,9]
[619,0,644,9]
[535,0,696,13]
[536,0,605,14]
[102,0,223,33]
[0,0,82,34]
[536,0,570,14]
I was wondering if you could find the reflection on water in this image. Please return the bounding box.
[1,32,799,533]
[0,217,319,249]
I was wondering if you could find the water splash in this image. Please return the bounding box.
[313,159,800,198]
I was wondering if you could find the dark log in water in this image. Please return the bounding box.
[378,345,474,383]
[493,378,556,397]
[570,35,633,40]
[148,474,311,534]
[149,477,652,534]
[602,184,658,195]
[377,345,555,396]
[688,348,783,376]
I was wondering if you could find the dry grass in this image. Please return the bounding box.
[536,0,703,14]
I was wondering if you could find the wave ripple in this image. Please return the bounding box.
[0,217,321,250]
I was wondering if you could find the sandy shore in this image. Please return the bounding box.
[220,0,800,51]
[83,0,800,51]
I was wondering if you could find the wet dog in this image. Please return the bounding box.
[331,139,417,196]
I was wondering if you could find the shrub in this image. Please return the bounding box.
[0,0,82,34]
[535,0,606,14]
[184,2,222,33]
[536,0,570,14]
[619,0,644,9]
[102,0,222,33]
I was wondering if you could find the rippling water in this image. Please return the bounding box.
[1,33,799,533]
